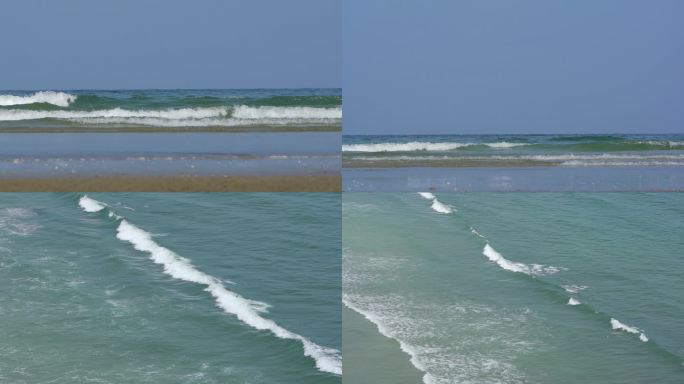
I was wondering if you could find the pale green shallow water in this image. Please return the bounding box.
[343,193,684,384]
[0,193,340,384]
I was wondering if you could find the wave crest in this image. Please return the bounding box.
[0,91,76,107]
[80,196,342,375]
[342,141,527,152]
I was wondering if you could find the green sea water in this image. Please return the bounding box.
[0,89,341,130]
[0,193,341,384]
[343,193,684,383]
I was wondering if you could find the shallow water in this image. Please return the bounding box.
[343,166,684,191]
[0,133,340,177]
[0,193,341,383]
[343,193,684,383]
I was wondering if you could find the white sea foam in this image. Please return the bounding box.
[77,199,341,375]
[342,292,532,384]
[0,91,76,107]
[78,195,106,212]
[342,141,528,152]
[561,160,684,167]
[0,208,41,236]
[232,105,341,119]
[562,285,588,294]
[470,227,487,239]
[482,244,562,276]
[348,154,684,166]
[418,192,436,199]
[116,220,341,373]
[483,244,531,274]
[431,199,453,214]
[485,142,529,149]
[416,193,453,213]
[342,298,435,383]
[610,318,648,342]
[343,142,471,152]
[0,107,229,121]
[0,105,341,126]
[567,298,581,306]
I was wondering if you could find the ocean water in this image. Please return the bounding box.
[343,134,684,167]
[343,134,684,191]
[343,193,684,384]
[0,193,341,383]
[0,89,341,130]
[0,133,340,177]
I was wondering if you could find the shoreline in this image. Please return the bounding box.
[0,125,340,133]
[342,304,425,384]
[0,175,341,192]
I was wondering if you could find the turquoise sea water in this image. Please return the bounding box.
[343,193,684,383]
[0,193,341,383]
[0,89,341,130]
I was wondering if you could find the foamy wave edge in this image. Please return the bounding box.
[417,192,455,214]
[468,228,563,276]
[343,298,435,384]
[78,196,342,375]
[343,141,527,152]
[0,105,341,123]
[0,91,77,107]
[610,318,648,342]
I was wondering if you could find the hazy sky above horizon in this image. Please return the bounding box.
[0,0,340,90]
[344,0,684,134]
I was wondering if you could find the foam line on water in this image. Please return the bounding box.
[78,195,107,212]
[562,285,588,294]
[417,192,454,214]
[418,192,435,200]
[343,298,434,384]
[0,91,76,107]
[430,199,453,214]
[342,141,528,152]
[610,318,649,342]
[232,105,341,119]
[0,105,341,123]
[567,298,581,306]
[80,196,341,375]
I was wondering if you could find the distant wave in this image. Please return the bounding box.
[342,141,528,152]
[0,107,228,121]
[561,160,684,167]
[562,285,588,294]
[0,105,341,126]
[417,192,454,213]
[232,105,341,119]
[0,91,76,107]
[79,195,107,212]
[483,244,563,276]
[418,192,436,200]
[79,196,341,375]
[567,298,581,306]
[610,318,648,342]
[343,138,684,154]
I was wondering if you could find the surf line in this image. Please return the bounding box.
[342,297,435,384]
[78,195,342,375]
[418,192,454,214]
[469,223,649,343]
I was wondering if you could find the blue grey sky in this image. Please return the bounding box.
[344,0,684,134]
[0,0,340,89]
